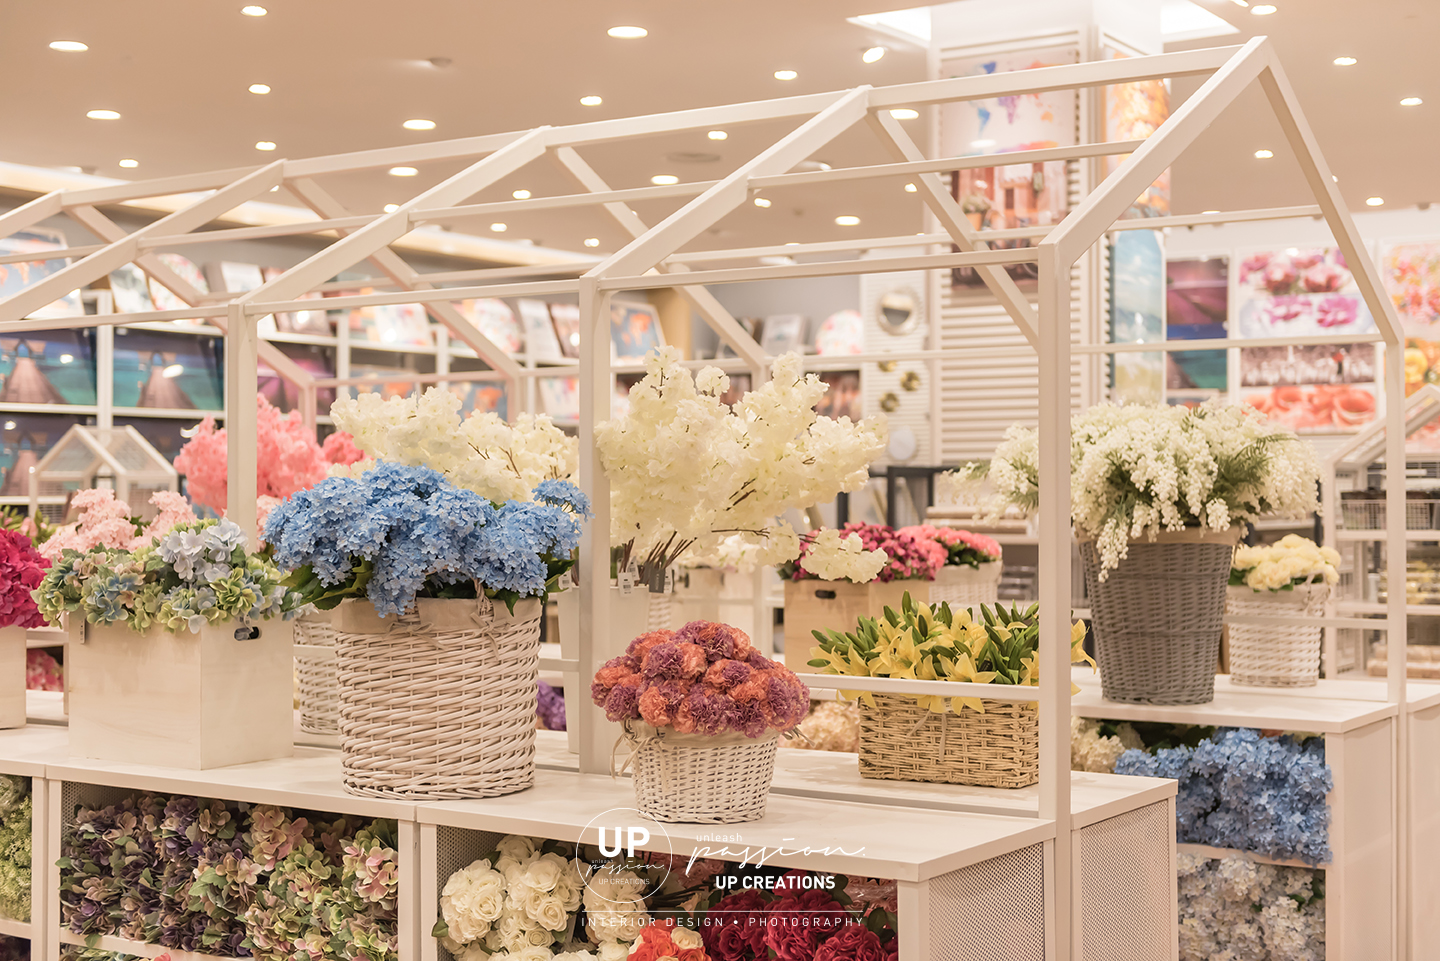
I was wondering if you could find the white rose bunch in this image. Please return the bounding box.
[596,347,887,580]
[581,866,650,946]
[438,836,586,961]
[330,387,577,502]
[1231,534,1340,593]
[1070,717,1144,774]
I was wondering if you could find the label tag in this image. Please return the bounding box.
[664,566,677,594]
[620,559,638,595]
[648,563,667,594]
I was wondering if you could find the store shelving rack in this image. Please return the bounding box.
[0,35,1412,960]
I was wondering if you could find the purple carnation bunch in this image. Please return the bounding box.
[537,680,566,731]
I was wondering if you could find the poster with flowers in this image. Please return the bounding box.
[1239,343,1377,433]
[1104,47,1170,218]
[1234,247,1376,339]
[1382,240,1440,335]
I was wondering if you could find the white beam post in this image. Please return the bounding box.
[576,274,613,776]
[225,302,260,544]
[0,190,64,240]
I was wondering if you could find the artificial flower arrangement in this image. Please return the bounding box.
[59,792,398,960]
[895,525,1001,570]
[1230,535,1340,592]
[595,348,887,585]
[0,528,49,630]
[1177,853,1324,961]
[777,524,939,584]
[782,700,860,754]
[988,402,1320,578]
[328,387,577,504]
[34,517,295,633]
[537,680,567,731]
[0,775,31,923]
[40,488,196,560]
[1070,717,1144,774]
[25,649,62,692]
[264,462,590,617]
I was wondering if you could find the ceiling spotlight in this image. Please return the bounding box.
[248,83,271,94]
[86,109,120,120]
[1332,175,1339,182]
[607,25,647,38]
[863,46,886,63]
[584,238,601,248]
[835,215,861,226]
[1231,0,1249,5]
[580,95,603,106]
[774,69,798,81]
[383,204,400,213]
[403,118,436,130]
[1402,97,1424,106]
[1366,197,1385,206]
[240,5,267,15]
[490,223,507,232]
[651,174,679,185]
[1251,4,1277,13]
[1333,56,1357,66]
[389,166,419,176]
[889,108,920,120]
[512,189,531,199]
[904,183,918,193]
[118,158,138,168]
[1202,210,1220,215]
[1254,149,1274,159]
[707,130,728,141]
[255,141,277,151]
[49,40,88,52]
[754,197,772,208]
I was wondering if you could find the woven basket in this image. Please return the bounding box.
[333,596,542,799]
[1081,528,1239,705]
[294,610,339,735]
[928,562,1001,612]
[625,722,779,823]
[1226,582,1330,687]
[857,693,1038,788]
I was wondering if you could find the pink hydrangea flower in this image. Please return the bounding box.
[321,431,366,466]
[174,395,328,514]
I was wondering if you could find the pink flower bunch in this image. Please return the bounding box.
[897,524,1001,568]
[590,620,810,738]
[1302,262,1349,293]
[1315,294,1359,328]
[1262,261,1299,295]
[39,489,196,560]
[0,529,48,628]
[174,395,329,514]
[322,431,366,467]
[785,523,943,582]
[26,648,62,691]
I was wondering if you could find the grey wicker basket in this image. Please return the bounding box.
[1081,531,1236,705]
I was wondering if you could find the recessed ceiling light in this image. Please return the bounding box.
[86,109,120,120]
[490,223,507,232]
[651,174,679,185]
[248,83,271,95]
[383,204,400,213]
[1332,175,1339,182]
[1333,56,1357,66]
[49,40,88,52]
[255,141,277,151]
[784,242,801,246]
[584,238,601,247]
[863,46,886,63]
[240,5,267,15]
[1231,0,1249,6]
[904,183,918,193]
[1251,4,1277,13]
[389,166,419,176]
[1367,197,1385,206]
[512,189,531,199]
[403,118,436,130]
[754,197,772,208]
[1254,149,1274,159]
[889,108,920,120]
[774,69,798,81]
[607,25,647,38]
[2,422,13,432]
[118,158,138,168]
[707,130,727,141]
[1202,210,1220,214]
[835,215,860,226]
[1402,97,1424,106]
[580,95,603,106]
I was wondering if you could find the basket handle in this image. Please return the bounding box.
[815,589,837,600]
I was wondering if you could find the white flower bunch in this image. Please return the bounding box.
[581,865,650,946]
[596,347,887,578]
[1069,717,1144,774]
[438,835,584,961]
[331,387,577,503]
[801,529,888,582]
[1177,854,1323,961]
[1232,535,1340,592]
[990,402,1320,578]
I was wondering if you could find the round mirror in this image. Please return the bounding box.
[887,426,919,462]
[877,290,919,336]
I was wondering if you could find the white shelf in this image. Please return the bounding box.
[0,726,68,777]
[1334,529,1440,541]
[24,691,65,727]
[58,930,239,961]
[0,916,29,940]
[1176,842,1328,869]
[1336,600,1440,617]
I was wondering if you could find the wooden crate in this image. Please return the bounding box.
[0,627,24,730]
[66,617,294,769]
[783,578,923,671]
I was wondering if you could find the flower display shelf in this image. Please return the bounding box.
[1072,667,1440,960]
[0,727,61,961]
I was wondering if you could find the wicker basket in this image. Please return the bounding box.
[625,722,779,823]
[333,596,542,799]
[857,693,1038,788]
[294,610,339,735]
[1226,582,1330,687]
[1081,528,1239,705]
[928,562,1002,612]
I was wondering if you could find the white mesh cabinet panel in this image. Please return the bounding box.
[427,825,504,961]
[1077,800,1176,960]
[927,842,1046,960]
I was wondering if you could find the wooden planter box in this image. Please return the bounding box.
[67,617,294,768]
[782,578,927,671]
[0,627,24,730]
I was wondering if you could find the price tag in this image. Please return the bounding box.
[648,563,667,594]
[664,566,677,594]
[620,559,638,595]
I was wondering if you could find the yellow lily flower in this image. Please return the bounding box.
[1021,650,1084,695]
[1071,619,1097,670]
[948,651,998,714]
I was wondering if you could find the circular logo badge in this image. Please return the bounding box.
[575,807,674,905]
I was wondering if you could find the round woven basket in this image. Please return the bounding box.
[1081,529,1239,705]
[333,596,542,799]
[928,562,1001,612]
[857,693,1037,788]
[294,610,339,735]
[1226,581,1329,687]
[625,722,779,823]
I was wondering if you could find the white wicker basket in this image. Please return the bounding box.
[1226,582,1330,687]
[294,610,339,735]
[929,562,1002,611]
[333,595,542,799]
[625,722,779,823]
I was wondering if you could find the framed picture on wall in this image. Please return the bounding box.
[815,370,862,421]
[549,304,582,359]
[760,314,805,355]
[517,299,563,361]
[0,228,82,319]
[1165,256,1228,393]
[610,301,664,360]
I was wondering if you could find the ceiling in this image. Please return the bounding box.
[0,0,1435,263]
